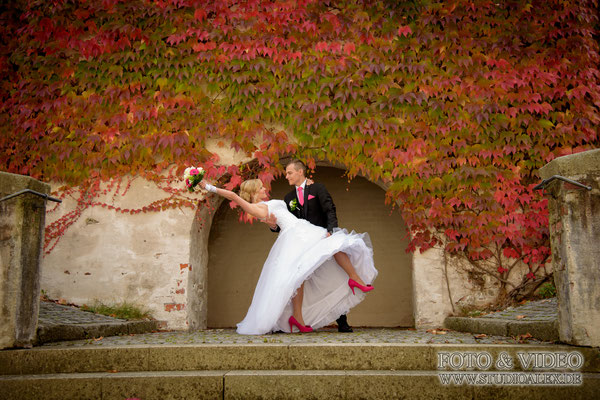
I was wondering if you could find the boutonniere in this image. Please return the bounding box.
[289,199,299,211]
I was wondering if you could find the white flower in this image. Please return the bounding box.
[289,199,298,211]
[184,167,194,180]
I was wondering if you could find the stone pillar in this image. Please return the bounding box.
[0,172,50,349]
[539,149,600,347]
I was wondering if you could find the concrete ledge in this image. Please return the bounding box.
[445,317,508,337]
[0,370,224,400]
[226,370,600,400]
[3,344,598,375]
[1,370,598,400]
[539,149,600,179]
[444,317,560,342]
[146,344,291,371]
[288,343,433,371]
[35,320,159,345]
[507,320,560,342]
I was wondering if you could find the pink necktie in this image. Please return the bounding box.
[297,187,304,206]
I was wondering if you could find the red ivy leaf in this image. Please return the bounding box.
[344,42,356,55]
[398,25,412,37]
[194,9,207,22]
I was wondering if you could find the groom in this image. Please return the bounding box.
[266,159,354,333]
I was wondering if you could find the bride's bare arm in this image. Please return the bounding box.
[200,182,268,219]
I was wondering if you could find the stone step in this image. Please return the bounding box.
[36,301,160,345]
[0,369,598,400]
[35,320,160,345]
[2,343,599,375]
[444,316,559,342]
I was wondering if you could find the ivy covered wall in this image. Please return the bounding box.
[1,0,599,291]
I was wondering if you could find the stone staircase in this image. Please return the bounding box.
[1,341,599,399]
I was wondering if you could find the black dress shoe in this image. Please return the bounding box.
[336,314,353,333]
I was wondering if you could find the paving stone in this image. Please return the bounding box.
[479,298,558,321]
[38,302,128,325]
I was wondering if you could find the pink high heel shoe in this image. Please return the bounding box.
[348,279,374,295]
[289,316,313,333]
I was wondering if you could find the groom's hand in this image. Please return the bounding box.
[263,213,278,229]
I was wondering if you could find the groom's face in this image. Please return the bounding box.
[285,164,305,187]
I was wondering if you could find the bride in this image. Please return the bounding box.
[200,178,378,335]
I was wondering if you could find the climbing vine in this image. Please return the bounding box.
[1,0,599,289]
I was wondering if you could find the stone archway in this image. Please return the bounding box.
[206,166,414,328]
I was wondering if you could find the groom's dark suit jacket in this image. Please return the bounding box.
[278,182,349,325]
[283,183,338,234]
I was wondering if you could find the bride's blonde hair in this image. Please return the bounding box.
[239,179,263,202]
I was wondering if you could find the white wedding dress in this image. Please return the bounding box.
[236,200,378,335]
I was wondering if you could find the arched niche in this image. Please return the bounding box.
[206,166,414,328]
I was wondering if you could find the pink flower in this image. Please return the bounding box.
[190,168,199,175]
[185,178,190,187]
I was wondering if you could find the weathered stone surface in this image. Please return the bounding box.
[471,375,600,400]
[187,196,222,331]
[2,339,599,399]
[507,321,560,342]
[445,317,560,342]
[1,369,597,400]
[0,373,101,400]
[146,344,290,371]
[0,371,224,400]
[41,177,197,331]
[539,149,600,347]
[224,370,348,400]
[288,343,433,371]
[0,172,50,349]
[35,301,159,345]
[100,371,224,400]
[444,317,509,337]
[5,341,597,376]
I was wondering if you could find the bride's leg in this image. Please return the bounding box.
[291,282,306,325]
[333,252,367,286]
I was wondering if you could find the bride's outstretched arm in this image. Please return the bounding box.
[199,182,268,220]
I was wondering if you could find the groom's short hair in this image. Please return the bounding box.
[287,159,307,175]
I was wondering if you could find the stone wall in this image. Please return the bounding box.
[0,172,49,349]
[412,247,530,327]
[42,177,198,330]
[40,168,518,330]
[42,140,249,330]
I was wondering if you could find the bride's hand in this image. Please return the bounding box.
[198,181,207,190]
[306,178,315,185]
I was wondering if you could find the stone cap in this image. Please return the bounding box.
[539,149,600,180]
[0,171,50,197]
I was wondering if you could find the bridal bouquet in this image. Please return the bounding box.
[183,166,205,192]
